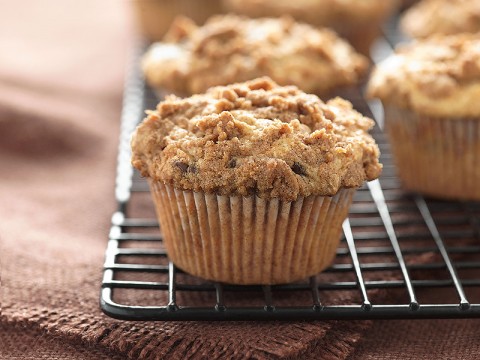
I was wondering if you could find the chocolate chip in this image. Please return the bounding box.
[291,162,307,176]
[174,161,189,173]
[228,158,237,168]
[175,161,198,174]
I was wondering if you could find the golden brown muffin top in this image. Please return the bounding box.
[142,15,368,96]
[223,0,398,25]
[131,78,382,201]
[367,33,480,117]
[401,0,480,38]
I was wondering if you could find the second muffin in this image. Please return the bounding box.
[131,77,382,284]
[142,15,368,98]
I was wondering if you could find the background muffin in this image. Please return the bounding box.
[401,0,480,38]
[222,0,399,55]
[131,77,382,284]
[133,0,224,41]
[368,33,480,200]
[142,15,368,98]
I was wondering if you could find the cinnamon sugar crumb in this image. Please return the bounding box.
[367,33,480,117]
[132,78,382,201]
[142,15,368,96]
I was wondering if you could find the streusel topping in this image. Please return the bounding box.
[131,78,381,201]
[142,15,367,96]
[367,33,480,117]
[401,0,480,38]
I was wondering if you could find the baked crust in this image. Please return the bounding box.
[401,0,480,38]
[367,33,480,117]
[142,15,368,96]
[131,78,382,201]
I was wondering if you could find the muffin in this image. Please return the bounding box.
[133,0,224,41]
[222,0,399,55]
[142,15,368,97]
[401,0,480,39]
[131,77,382,284]
[367,34,480,200]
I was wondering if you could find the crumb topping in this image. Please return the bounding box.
[367,33,480,117]
[401,0,480,38]
[131,78,382,201]
[142,15,367,96]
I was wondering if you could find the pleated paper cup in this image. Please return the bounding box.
[149,181,355,285]
[384,105,480,200]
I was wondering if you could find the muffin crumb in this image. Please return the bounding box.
[142,15,368,96]
[367,33,480,117]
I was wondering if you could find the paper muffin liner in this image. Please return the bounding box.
[149,181,355,284]
[384,105,480,200]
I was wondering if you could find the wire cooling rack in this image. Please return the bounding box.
[100,22,480,321]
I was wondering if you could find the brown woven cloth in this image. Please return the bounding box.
[1,1,480,359]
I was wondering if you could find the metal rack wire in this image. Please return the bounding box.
[100,24,480,321]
